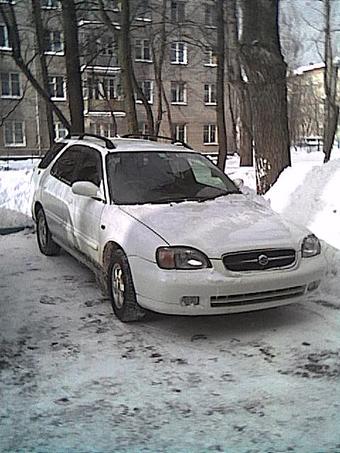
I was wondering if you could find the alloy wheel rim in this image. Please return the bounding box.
[111,263,125,309]
[38,214,47,248]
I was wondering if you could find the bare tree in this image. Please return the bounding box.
[216,0,228,170]
[98,0,139,134]
[31,0,55,145]
[323,0,339,162]
[0,2,71,130]
[151,0,168,136]
[240,0,291,194]
[225,0,253,166]
[61,0,85,133]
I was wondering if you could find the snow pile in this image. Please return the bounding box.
[266,159,340,250]
[0,168,34,219]
[0,207,34,229]
[265,158,340,300]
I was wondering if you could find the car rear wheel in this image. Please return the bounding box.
[108,249,146,322]
[36,208,60,256]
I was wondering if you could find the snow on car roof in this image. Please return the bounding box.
[108,138,194,153]
[59,134,195,153]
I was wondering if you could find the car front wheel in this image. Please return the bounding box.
[108,249,146,322]
[36,208,60,256]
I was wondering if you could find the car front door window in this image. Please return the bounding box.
[73,146,103,188]
[50,147,81,185]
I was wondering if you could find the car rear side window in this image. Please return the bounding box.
[38,142,67,169]
[50,147,81,185]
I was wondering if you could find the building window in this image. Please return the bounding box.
[170,42,187,64]
[1,73,21,97]
[89,122,115,138]
[0,24,11,49]
[204,83,216,105]
[41,0,59,8]
[87,76,121,100]
[138,122,150,135]
[48,76,65,100]
[103,123,115,138]
[136,0,151,20]
[4,121,25,146]
[175,124,187,143]
[204,47,217,66]
[135,39,151,61]
[137,80,153,103]
[103,77,121,99]
[171,1,185,23]
[100,37,118,64]
[171,81,187,104]
[54,122,68,139]
[205,4,217,27]
[203,124,217,144]
[45,30,63,53]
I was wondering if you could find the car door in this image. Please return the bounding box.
[70,146,106,264]
[42,146,81,246]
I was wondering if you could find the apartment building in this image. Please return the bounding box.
[288,62,340,146]
[0,0,223,157]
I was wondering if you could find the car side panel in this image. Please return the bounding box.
[72,195,105,264]
[41,175,74,247]
[99,206,168,264]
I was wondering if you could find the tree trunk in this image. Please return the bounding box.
[161,83,174,138]
[153,0,167,136]
[240,0,291,194]
[61,0,84,134]
[238,87,253,166]
[225,0,253,166]
[132,71,155,135]
[323,0,339,163]
[216,0,228,171]
[120,0,138,134]
[31,0,55,146]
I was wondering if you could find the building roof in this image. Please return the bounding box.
[294,62,325,75]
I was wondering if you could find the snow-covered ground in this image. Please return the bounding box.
[1,148,340,451]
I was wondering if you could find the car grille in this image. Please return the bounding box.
[210,285,306,308]
[222,249,296,272]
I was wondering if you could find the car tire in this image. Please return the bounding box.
[108,249,146,322]
[36,208,60,256]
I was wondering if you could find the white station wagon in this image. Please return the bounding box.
[31,134,324,322]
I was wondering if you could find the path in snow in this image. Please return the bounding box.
[0,232,339,452]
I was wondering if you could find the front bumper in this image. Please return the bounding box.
[128,254,325,315]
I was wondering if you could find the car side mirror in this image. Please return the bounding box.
[72,181,100,199]
[233,178,244,190]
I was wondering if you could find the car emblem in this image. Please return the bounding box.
[258,254,269,266]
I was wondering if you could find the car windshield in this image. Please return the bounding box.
[106,151,240,205]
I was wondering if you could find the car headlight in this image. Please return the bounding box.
[301,234,321,258]
[156,247,212,270]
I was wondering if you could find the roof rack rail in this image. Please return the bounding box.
[65,132,116,149]
[122,134,193,150]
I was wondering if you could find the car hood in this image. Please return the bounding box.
[120,194,307,258]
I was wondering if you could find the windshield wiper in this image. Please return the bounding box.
[197,191,239,203]
[148,196,204,204]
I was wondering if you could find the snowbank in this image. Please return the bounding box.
[0,207,34,229]
[265,157,340,300]
[266,159,340,250]
[0,169,34,216]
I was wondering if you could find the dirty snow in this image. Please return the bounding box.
[1,149,340,452]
